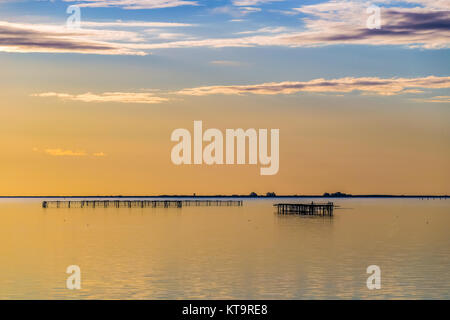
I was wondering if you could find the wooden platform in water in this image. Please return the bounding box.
[42,199,243,209]
[275,202,334,216]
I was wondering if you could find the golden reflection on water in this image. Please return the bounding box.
[0,198,449,299]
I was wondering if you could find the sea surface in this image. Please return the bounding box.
[0,197,449,299]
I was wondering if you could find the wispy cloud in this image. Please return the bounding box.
[211,5,261,17]
[209,60,243,66]
[412,95,450,103]
[63,0,199,10]
[35,147,107,157]
[232,0,284,6]
[236,26,287,35]
[93,152,107,157]
[45,149,87,157]
[176,76,450,96]
[32,92,169,104]
[156,32,188,39]
[82,21,193,28]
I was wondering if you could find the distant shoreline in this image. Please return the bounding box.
[0,195,448,199]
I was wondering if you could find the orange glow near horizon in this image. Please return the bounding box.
[1,88,449,196]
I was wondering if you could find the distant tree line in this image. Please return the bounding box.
[248,192,276,197]
[323,192,352,197]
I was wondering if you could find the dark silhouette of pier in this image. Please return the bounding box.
[42,199,243,209]
[275,202,334,216]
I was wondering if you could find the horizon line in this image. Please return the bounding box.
[0,194,448,198]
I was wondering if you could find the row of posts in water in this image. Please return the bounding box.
[42,199,244,209]
[42,200,334,217]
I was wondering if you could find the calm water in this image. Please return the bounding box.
[0,198,449,299]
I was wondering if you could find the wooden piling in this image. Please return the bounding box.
[274,202,334,216]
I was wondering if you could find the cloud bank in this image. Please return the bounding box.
[176,76,450,96]
[0,21,150,55]
[1,0,448,54]
[141,0,450,50]
[34,76,450,104]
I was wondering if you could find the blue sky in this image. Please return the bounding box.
[0,0,449,99]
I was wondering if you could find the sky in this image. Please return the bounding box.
[0,0,449,195]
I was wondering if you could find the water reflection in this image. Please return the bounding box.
[0,198,448,299]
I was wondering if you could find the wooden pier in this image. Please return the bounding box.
[275,202,334,216]
[42,199,243,209]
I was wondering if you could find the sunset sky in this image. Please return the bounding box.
[0,0,449,195]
